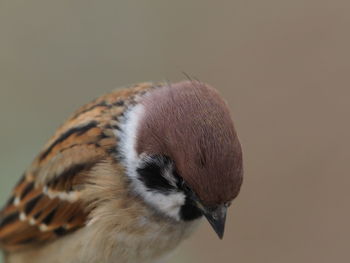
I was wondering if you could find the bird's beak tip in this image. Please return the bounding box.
[203,204,227,240]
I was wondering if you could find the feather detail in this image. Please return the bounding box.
[0,83,157,251]
[0,174,88,251]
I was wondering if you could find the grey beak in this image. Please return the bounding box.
[203,204,228,239]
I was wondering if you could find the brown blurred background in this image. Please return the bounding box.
[1,1,349,262]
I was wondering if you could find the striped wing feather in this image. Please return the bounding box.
[0,83,155,251]
[0,125,107,251]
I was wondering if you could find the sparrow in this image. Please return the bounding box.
[0,80,243,263]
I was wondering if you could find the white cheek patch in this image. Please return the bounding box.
[138,188,185,220]
[116,103,186,221]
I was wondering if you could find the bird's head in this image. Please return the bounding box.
[119,81,243,239]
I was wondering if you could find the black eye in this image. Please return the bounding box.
[179,179,191,194]
[173,171,194,197]
[136,155,176,193]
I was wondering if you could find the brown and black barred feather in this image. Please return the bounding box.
[0,83,157,251]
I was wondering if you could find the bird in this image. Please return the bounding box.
[0,80,243,263]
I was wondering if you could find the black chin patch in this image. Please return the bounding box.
[136,155,176,193]
[180,196,203,221]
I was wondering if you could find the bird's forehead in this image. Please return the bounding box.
[136,81,234,151]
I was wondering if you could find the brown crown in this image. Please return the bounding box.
[136,81,243,206]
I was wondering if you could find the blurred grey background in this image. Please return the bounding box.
[1,1,349,262]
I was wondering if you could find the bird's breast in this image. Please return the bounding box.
[78,213,201,263]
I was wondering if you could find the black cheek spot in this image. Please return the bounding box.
[137,162,175,193]
[180,197,203,221]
